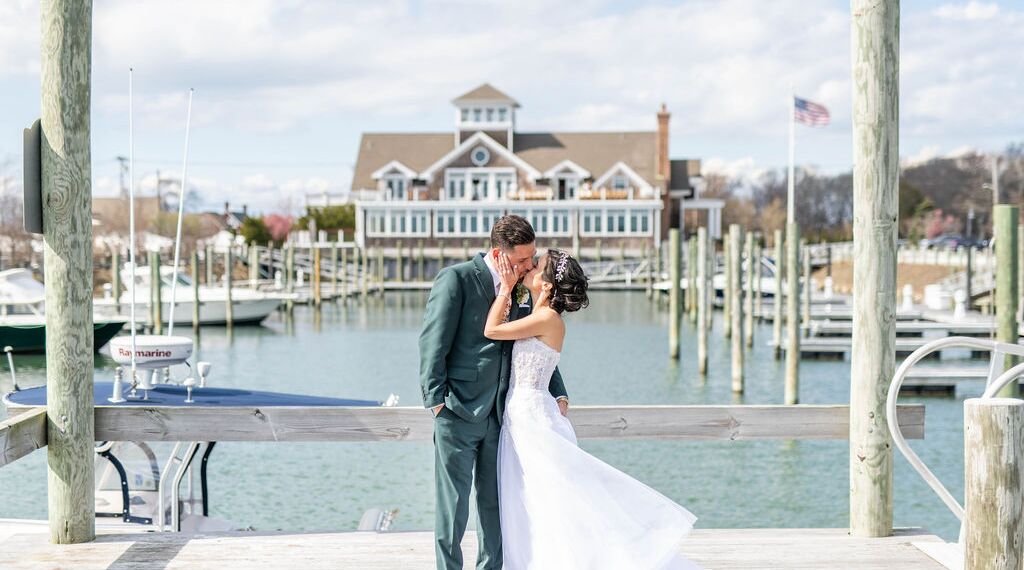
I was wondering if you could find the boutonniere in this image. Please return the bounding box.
[513,282,530,305]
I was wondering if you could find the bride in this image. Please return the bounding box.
[483,249,702,569]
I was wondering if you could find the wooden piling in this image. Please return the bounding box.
[966,244,974,310]
[688,237,698,323]
[396,240,404,283]
[437,243,445,274]
[191,251,200,329]
[377,246,385,295]
[417,240,425,281]
[668,229,681,359]
[963,398,1024,570]
[462,239,469,261]
[340,247,348,299]
[744,231,754,348]
[595,239,603,267]
[313,246,322,306]
[360,245,369,297]
[849,0,898,537]
[331,244,338,298]
[41,0,95,541]
[205,243,214,285]
[730,225,744,392]
[801,238,811,337]
[773,229,784,358]
[994,205,1019,397]
[149,251,162,334]
[754,239,763,321]
[111,249,121,313]
[723,237,732,338]
[224,248,233,326]
[248,243,258,288]
[1018,225,1024,320]
[784,223,800,404]
[286,244,295,310]
[697,228,709,375]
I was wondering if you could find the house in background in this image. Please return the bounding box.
[347,84,721,253]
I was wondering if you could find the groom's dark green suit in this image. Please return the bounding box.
[420,253,568,570]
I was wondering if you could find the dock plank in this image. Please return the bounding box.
[0,528,948,569]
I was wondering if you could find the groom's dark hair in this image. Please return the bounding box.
[490,215,535,250]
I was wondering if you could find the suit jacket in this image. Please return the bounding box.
[419,253,569,423]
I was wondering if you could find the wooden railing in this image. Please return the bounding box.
[0,404,925,467]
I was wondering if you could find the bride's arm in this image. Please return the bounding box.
[483,253,555,341]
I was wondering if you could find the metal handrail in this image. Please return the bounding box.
[886,336,1024,524]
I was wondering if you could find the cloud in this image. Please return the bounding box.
[934,2,1000,21]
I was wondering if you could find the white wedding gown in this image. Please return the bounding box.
[497,336,702,569]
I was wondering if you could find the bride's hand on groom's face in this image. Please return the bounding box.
[496,253,519,293]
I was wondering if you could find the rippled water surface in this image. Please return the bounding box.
[0,292,972,540]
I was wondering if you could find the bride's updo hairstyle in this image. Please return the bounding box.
[543,249,589,314]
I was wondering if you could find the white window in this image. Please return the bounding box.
[470,173,489,200]
[459,210,479,234]
[556,175,579,200]
[581,209,603,234]
[552,210,571,235]
[446,176,467,200]
[495,173,515,199]
[460,108,469,122]
[436,210,457,235]
[367,211,386,236]
[630,210,651,234]
[388,211,407,234]
[473,108,482,122]
[384,175,407,200]
[612,175,629,191]
[486,108,494,122]
[606,209,627,233]
[482,209,503,233]
[530,210,549,234]
[498,107,507,121]
[411,211,429,235]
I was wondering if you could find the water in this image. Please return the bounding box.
[0,292,970,540]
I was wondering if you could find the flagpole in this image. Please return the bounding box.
[787,92,795,224]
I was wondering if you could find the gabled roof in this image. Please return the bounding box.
[371,160,418,180]
[420,132,541,181]
[543,159,591,179]
[452,83,519,107]
[594,161,653,192]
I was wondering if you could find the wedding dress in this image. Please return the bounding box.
[497,336,702,569]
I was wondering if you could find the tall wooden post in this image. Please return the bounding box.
[41,0,95,542]
[966,244,974,311]
[396,240,404,283]
[668,229,681,359]
[994,205,1019,397]
[437,243,445,275]
[730,225,744,392]
[688,237,698,323]
[340,247,348,299]
[313,246,322,306]
[224,248,233,326]
[964,398,1024,569]
[744,232,755,348]
[360,245,369,297]
[849,0,898,537]
[754,238,763,321]
[111,249,121,313]
[773,229,784,357]
[784,223,800,404]
[377,246,385,295]
[331,243,339,298]
[1018,225,1024,321]
[205,243,214,285]
[191,251,200,329]
[248,243,258,287]
[150,251,162,334]
[285,244,295,311]
[723,238,732,338]
[801,238,811,337]
[417,240,425,281]
[697,228,709,375]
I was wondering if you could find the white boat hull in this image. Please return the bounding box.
[95,296,283,326]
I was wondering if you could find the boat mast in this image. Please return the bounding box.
[166,89,194,336]
[128,68,137,379]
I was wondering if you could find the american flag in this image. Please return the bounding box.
[794,96,830,127]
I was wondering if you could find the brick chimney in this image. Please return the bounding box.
[656,103,671,183]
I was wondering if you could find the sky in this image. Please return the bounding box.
[0,0,1021,214]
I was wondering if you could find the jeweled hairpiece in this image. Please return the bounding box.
[554,252,569,282]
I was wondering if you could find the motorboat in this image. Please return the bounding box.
[0,268,127,353]
[94,265,295,326]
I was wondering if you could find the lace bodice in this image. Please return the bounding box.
[509,336,561,391]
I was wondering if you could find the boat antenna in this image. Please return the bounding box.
[166,88,194,336]
[128,68,138,380]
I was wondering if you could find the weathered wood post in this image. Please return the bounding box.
[417,240,425,281]
[697,227,709,375]
[744,231,755,348]
[360,244,369,297]
[111,249,121,313]
[437,242,445,274]
[801,238,811,337]
[1018,225,1024,321]
[395,240,404,283]
[224,247,233,326]
[149,251,162,334]
[330,243,339,299]
[248,243,258,288]
[668,229,681,359]
[964,397,1024,569]
[723,237,732,338]
[191,250,200,329]
[462,239,469,261]
[682,237,692,318]
[773,229,784,358]
[730,225,744,392]
[995,204,1019,397]
[688,237,698,323]
[965,244,974,311]
[377,245,385,295]
[643,241,653,299]
[784,223,800,404]
[849,0,898,537]
[285,243,295,311]
[312,246,322,306]
[754,238,763,321]
[41,0,95,542]
[595,239,603,267]
[205,243,214,285]
[340,247,348,299]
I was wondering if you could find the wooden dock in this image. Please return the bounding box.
[0,527,949,569]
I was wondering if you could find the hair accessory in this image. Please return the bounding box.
[554,252,569,282]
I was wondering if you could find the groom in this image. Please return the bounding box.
[420,215,570,570]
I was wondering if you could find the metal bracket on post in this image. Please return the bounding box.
[23,119,43,234]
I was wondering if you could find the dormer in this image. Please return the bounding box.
[452,83,519,151]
